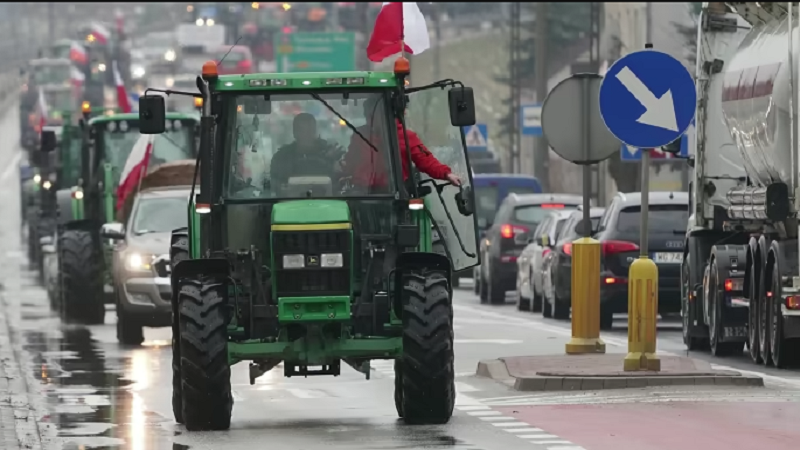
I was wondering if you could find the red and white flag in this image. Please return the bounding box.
[37,87,48,131]
[112,61,132,113]
[90,22,110,44]
[116,134,155,211]
[367,2,430,63]
[70,41,88,65]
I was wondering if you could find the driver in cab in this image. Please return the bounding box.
[269,113,345,189]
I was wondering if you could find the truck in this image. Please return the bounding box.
[138,60,480,430]
[682,2,800,368]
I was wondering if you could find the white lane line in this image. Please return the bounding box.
[534,441,574,445]
[491,421,530,427]
[1,153,21,181]
[456,405,490,411]
[525,434,561,439]
[479,416,516,422]
[504,427,547,434]
[467,410,502,416]
[545,447,585,450]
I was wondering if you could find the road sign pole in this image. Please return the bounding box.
[565,76,606,355]
[624,43,660,372]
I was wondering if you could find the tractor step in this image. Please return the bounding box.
[284,361,341,378]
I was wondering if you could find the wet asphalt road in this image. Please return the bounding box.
[4,104,800,450]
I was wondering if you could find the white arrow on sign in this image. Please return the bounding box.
[615,66,679,132]
[625,144,637,156]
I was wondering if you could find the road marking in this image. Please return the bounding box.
[1,152,21,181]
[492,421,530,427]
[466,410,502,416]
[480,416,516,422]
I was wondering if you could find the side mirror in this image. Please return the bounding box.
[455,185,474,216]
[139,95,166,134]
[100,222,126,240]
[40,130,57,153]
[448,86,476,127]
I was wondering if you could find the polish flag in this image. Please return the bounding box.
[366,2,430,63]
[116,134,155,211]
[112,61,132,113]
[90,22,110,45]
[37,87,48,131]
[70,42,88,65]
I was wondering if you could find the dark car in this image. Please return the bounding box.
[478,193,583,304]
[594,191,689,329]
[542,206,606,320]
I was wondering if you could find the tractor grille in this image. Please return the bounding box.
[273,230,351,297]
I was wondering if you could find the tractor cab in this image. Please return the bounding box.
[28,58,74,89]
[138,59,480,430]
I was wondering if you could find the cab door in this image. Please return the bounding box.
[406,88,480,272]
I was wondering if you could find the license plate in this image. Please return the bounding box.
[653,252,683,263]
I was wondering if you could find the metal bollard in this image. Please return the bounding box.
[624,256,660,371]
[565,237,606,354]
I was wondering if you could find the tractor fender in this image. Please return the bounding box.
[170,258,231,304]
[395,252,453,284]
[55,189,80,226]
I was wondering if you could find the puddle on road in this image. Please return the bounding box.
[24,326,179,449]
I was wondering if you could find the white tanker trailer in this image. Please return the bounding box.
[683,2,800,368]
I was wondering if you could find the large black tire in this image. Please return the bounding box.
[393,360,404,418]
[178,276,233,431]
[400,268,455,425]
[756,259,772,366]
[748,264,762,364]
[487,272,505,305]
[59,229,105,324]
[769,261,799,368]
[709,260,743,357]
[170,228,189,424]
[116,303,144,346]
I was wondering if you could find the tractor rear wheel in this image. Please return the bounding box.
[59,229,105,324]
[178,275,233,431]
[400,268,455,425]
[393,359,404,418]
[170,228,189,424]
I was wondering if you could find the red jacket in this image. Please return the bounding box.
[343,120,451,188]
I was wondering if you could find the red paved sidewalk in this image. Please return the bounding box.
[496,401,800,450]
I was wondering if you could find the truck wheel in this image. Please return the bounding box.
[393,360,404,418]
[488,272,505,305]
[478,272,488,303]
[709,260,743,356]
[769,263,798,368]
[747,265,762,363]
[757,261,773,366]
[116,307,144,346]
[170,228,189,424]
[59,229,105,325]
[600,308,613,330]
[178,276,233,431]
[400,268,455,425]
[553,293,570,320]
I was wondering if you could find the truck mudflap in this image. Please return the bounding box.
[709,245,749,343]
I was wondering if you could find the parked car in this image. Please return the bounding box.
[542,207,606,320]
[478,193,582,304]
[516,209,573,311]
[593,191,689,329]
[472,174,543,293]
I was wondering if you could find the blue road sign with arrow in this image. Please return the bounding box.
[599,50,696,150]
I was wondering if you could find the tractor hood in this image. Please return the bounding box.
[271,200,351,226]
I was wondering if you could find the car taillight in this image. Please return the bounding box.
[237,59,252,71]
[724,278,743,292]
[500,224,528,239]
[562,243,572,255]
[601,240,639,255]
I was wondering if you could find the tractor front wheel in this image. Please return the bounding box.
[170,228,189,424]
[178,275,233,431]
[400,268,455,425]
[59,229,105,324]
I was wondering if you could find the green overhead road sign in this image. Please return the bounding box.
[274,32,356,73]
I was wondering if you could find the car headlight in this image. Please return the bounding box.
[282,254,304,269]
[132,66,145,78]
[126,252,153,271]
[164,49,176,62]
[321,253,343,268]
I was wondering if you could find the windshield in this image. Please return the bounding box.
[33,64,71,85]
[44,90,73,113]
[617,204,689,234]
[98,122,196,185]
[475,186,539,226]
[224,91,396,199]
[132,196,189,234]
[514,204,579,227]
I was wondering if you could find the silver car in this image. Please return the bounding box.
[100,186,190,345]
[516,210,573,312]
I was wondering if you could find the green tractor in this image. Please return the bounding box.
[138,63,480,430]
[52,106,200,324]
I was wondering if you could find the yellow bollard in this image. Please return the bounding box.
[565,237,606,354]
[624,256,660,371]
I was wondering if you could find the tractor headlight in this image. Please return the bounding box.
[321,253,343,268]
[282,254,304,269]
[126,252,152,271]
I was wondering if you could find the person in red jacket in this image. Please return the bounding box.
[338,96,462,192]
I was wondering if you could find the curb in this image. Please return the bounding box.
[476,359,765,392]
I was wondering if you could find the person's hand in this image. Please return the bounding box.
[446,173,462,186]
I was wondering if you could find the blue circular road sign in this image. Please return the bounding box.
[599,50,696,149]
